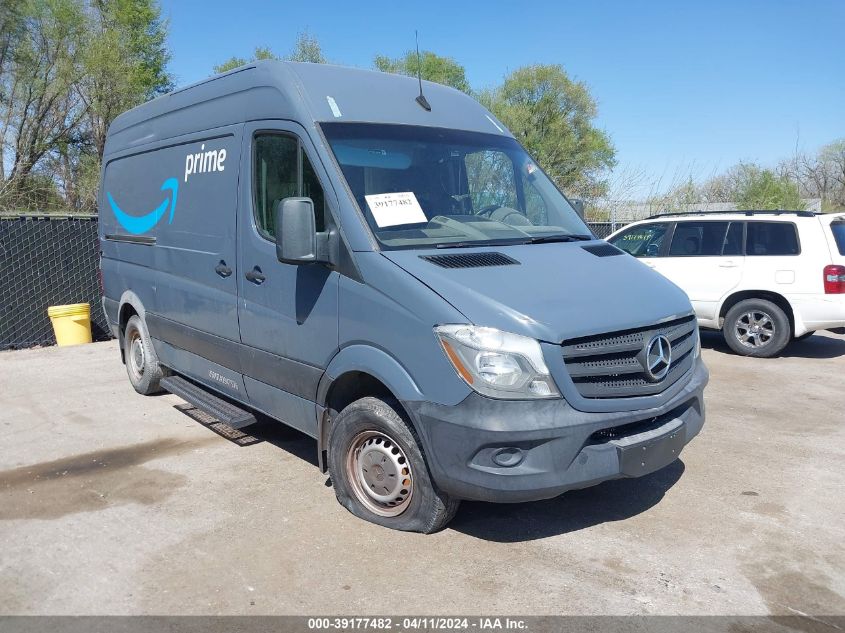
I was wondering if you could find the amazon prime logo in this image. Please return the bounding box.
[643,334,672,382]
[107,177,178,235]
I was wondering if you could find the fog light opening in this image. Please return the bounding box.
[492,447,525,468]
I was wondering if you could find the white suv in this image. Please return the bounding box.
[607,211,845,357]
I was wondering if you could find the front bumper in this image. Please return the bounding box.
[405,359,708,503]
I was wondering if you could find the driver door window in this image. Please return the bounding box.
[253,133,326,238]
[609,223,669,258]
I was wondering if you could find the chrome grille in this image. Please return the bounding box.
[561,315,697,399]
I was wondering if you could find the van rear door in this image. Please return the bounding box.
[235,121,340,437]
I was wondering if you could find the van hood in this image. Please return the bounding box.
[382,242,693,343]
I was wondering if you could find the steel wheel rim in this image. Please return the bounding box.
[735,311,775,348]
[128,330,145,380]
[345,430,413,517]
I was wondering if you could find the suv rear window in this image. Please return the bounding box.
[831,221,845,256]
[746,221,799,256]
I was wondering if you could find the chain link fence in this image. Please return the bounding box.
[0,215,110,350]
[586,221,628,239]
[0,216,627,351]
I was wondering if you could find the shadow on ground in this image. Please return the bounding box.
[449,459,685,542]
[175,404,319,466]
[700,330,845,359]
[174,397,686,543]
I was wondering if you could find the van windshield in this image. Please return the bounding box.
[320,123,592,250]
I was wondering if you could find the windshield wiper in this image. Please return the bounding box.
[435,238,530,249]
[527,234,594,244]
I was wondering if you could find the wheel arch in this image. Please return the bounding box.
[117,291,147,363]
[718,290,796,336]
[315,345,426,472]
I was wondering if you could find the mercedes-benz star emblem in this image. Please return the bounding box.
[643,335,672,382]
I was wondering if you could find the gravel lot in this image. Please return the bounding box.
[1,332,844,615]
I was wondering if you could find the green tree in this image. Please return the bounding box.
[0,0,87,208]
[373,50,470,93]
[486,64,615,199]
[214,30,327,74]
[816,139,845,210]
[1,0,173,212]
[735,164,803,210]
[213,46,278,74]
[81,0,173,159]
[285,29,326,63]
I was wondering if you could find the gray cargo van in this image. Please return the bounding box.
[99,61,708,532]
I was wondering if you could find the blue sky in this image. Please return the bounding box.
[160,0,845,195]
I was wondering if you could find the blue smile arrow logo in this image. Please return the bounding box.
[107,177,179,235]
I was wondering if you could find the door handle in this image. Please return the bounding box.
[245,266,266,285]
[719,261,739,268]
[215,261,232,278]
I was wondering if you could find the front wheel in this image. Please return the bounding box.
[328,397,459,533]
[722,299,791,358]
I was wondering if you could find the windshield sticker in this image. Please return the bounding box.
[365,192,427,227]
[326,96,342,118]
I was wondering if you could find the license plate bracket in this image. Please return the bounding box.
[617,424,686,477]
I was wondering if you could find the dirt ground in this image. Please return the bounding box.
[1,331,843,615]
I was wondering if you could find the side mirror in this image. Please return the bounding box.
[273,197,328,264]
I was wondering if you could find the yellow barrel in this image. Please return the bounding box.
[47,303,93,346]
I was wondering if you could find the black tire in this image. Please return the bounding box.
[123,314,168,395]
[722,299,791,358]
[328,397,459,533]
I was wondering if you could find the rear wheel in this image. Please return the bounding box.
[328,397,459,533]
[123,315,168,394]
[723,299,790,358]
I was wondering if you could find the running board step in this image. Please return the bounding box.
[160,375,257,430]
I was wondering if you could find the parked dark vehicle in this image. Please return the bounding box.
[100,61,708,532]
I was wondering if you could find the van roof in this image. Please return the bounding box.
[105,61,510,156]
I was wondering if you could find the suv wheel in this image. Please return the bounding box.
[124,315,168,394]
[723,299,790,358]
[328,397,459,533]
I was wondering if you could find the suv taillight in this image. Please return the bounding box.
[824,265,845,294]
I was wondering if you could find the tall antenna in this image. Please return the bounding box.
[414,30,431,111]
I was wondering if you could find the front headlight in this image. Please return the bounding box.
[434,325,561,399]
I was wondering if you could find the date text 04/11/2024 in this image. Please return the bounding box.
[306,618,529,630]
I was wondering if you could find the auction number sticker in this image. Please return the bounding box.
[365,191,427,227]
